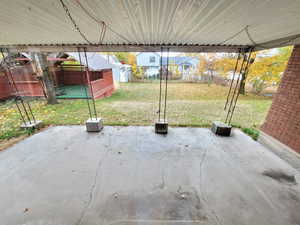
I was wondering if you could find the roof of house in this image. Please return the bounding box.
[1,0,300,52]
[162,56,199,66]
[67,52,120,71]
[136,52,160,57]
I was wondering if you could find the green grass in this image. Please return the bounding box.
[0,82,272,142]
[241,127,260,140]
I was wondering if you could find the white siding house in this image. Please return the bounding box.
[136,52,160,78]
[136,52,160,67]
[136,53,200,79]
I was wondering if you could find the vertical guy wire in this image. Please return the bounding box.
[77,47,92,119]
[225,51,247,124]
[158,47,163,121]
[1,48,32,124]
[228,49,253,124]
[26,102,36,123]
[84,48,98,119]
[224,49,241,110]
[163,48,169,122]
[1,50,26,124]
[14,98,27,125]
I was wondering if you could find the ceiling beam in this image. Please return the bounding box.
[253,33,300,51]
[0,44,251,53]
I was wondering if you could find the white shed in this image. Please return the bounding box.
[67,53,131,83]
[103,54,132,82]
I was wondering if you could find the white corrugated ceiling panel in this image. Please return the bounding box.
[0,0,300,50]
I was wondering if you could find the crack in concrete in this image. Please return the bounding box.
[159,152,168,189]
[198,148,223,225]
[199,148,208,194]
[76,149,110,225]
[160,168,166,189]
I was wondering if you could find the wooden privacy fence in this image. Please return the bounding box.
[0,64,115,100]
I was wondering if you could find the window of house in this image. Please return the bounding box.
[149,56,156,63]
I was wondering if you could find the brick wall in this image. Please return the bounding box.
[261,45,300,153]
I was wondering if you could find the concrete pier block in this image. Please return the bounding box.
[86,118,103,132]
[155,120,168,134]
[20,121,43,129]
[211,121,232,136]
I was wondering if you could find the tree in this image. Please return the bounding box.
[114,52,130,64]
[210,47,292,94]
[197,53,218,85]
[127,53,142,79]
[239,53,256,94]
[247,47,292,94]
[33,53,58,104]
[215,55,238,77]
[211,53,249,94]
[128,53,136,65]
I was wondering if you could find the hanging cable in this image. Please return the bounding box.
[83,48,98,119]
[218,24,300,51]
[218,26,247,45]
[224,49,241,110]
[59,0,93,44]
[163,48,170,122]
[75,0,107,44]
[158,47,163,121]
[77,47,92,118]
[73,0,153,53]
[74,0,130,44]
[75,0,106,44]
[99,22,107,44]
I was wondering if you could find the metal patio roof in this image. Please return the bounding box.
[1,0,300,52]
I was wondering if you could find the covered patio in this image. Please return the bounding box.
[1,126,299,225]
[1,0,300,224]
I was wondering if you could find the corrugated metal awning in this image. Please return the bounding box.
[1,0,300,52]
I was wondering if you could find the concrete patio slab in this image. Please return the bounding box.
[0,126,299,225]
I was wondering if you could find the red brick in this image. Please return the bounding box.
[262,45,300,153]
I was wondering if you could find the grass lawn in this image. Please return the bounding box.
[0,82,272,146]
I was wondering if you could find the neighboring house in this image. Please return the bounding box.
[162,56,200,80]
[136,52,200,79]
[136,52,160,67]
[136,52,160,78]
